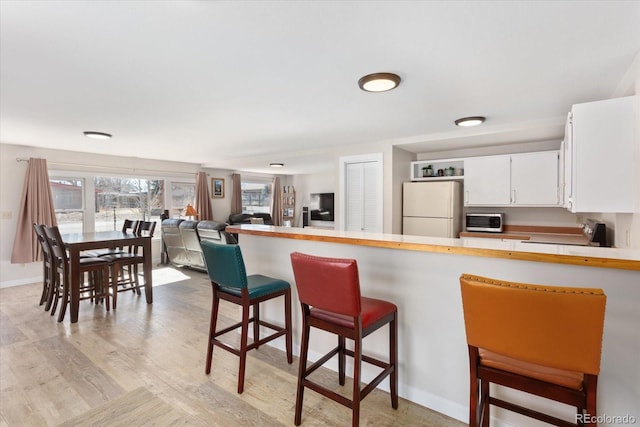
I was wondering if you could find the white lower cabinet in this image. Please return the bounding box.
[464,151,560,207]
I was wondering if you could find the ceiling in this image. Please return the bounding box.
[1,1,638,175]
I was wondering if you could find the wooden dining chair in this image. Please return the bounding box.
[200,240,293,394]
[459,273,606,427]
[103,220,155,308]
[43,225,112,322]
[33,223,55,310]
[289,252,398,427]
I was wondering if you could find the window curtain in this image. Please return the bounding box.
[230,173,242,214]
[271,177,282,226]
[194,172,213,220]
[11,158,57,264]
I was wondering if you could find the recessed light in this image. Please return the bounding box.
[454,116,486,127]
[358,72,401,92]
[83,131,112,139]
[270,162,284,168]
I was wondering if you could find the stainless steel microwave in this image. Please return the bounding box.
[465,213,504,232]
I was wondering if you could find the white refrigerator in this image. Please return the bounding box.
[402,181,462,238]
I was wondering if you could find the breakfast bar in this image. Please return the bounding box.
[227,224,639,425]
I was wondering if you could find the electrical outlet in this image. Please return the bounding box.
[1,211,12,220]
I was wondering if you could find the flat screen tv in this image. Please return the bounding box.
[310,192,334,222]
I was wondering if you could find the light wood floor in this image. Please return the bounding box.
[0,268,465,426]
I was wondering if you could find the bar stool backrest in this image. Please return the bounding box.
[200,240,248,289]
[290,252,362,317]
[459,274,606,375]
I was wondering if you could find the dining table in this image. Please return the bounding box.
[61,230,153,323]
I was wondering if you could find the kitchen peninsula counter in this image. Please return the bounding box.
[226,224,639,425]
[227,224,640,271]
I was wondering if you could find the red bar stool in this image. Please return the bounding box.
[290,252,398,427]
[459,274,606,427]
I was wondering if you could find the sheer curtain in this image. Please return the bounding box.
[271,177,282,226]
[11,158,57,263]
[230,173,242,214]
[194,172,213,220]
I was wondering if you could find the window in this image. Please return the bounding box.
[241,178,272,214]
[170,181,196,217]
[94,177,164,231]
[50,178,84,233]
[50,175,169,233]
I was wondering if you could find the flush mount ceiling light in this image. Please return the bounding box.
[358,72,401,92]
[454,116,486,127]
[83,131,112,139]
[270,162,284,168]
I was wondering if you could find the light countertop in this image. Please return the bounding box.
[226,224,640,271]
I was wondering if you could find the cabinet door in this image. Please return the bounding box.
[570,96,635,213]
[511,151,559,206]
[464,155,511,206]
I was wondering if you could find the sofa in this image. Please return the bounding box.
[228,212,274,225]
[161,219,236,271]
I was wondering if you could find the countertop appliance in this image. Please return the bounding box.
[465,213,504,233]
[402,181,462,238]
[523,219,608,247]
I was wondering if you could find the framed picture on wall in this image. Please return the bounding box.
[211,178,224,198]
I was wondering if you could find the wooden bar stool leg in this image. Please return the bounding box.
[390,314,398,409]
[338,335,346,386]
[205,290,220,374]
[253,303,260,349]
[284,289,292,363]
[352,334,362,427]
[295,315,311,426]
[238,302,250,394]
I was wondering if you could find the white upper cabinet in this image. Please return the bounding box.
[511,151,560,206]
[565,96,636,213]
[464,155,511,206]
[464,151,560,207]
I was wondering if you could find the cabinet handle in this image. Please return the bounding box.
[512,189,516,204]
[465,190,469,204]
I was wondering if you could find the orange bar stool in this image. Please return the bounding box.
[290,252,398,427]
[459,274,606,427]
[200,240,293,394]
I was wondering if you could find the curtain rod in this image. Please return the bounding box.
[15,157,197,177]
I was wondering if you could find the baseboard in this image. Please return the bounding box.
[0,276,41,289]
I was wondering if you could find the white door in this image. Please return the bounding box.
[341,154,383,232]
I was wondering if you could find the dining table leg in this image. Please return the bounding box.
[69,246,81,323]
[143,237,153,303]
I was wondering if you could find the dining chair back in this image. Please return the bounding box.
[459,273,606,426]
[290,252,398,427]
[200,240,292,394]
[33,223,55,310]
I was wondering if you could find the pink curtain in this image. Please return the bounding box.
[194,172,214,220]
[271,177,282,226]
[11,158,57,263]
[230,173,242,214]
